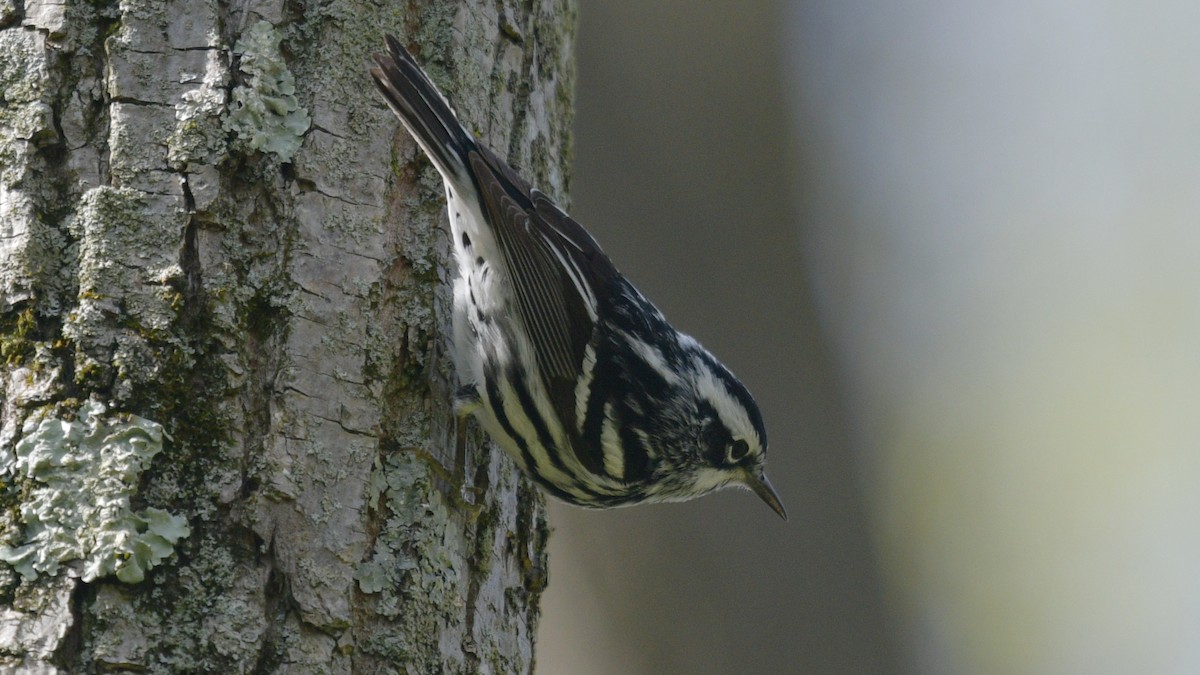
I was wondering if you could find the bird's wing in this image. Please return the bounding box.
[469,144,619,437]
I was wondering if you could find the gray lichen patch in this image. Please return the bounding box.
[0,30,48,113]
[353,450,469,663]
[225,20,310,162]
[0,400,190,583]
[169,42,230,173]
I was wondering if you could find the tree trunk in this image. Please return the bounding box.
[0,0,576,671]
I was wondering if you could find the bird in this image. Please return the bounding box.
[370,34,785,519]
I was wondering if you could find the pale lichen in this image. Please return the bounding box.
[0,400,190,583]
[169,47,230,171]
[225,20,310,162]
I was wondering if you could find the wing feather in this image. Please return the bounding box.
[467,148,618,441]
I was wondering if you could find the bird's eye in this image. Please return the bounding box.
[727,439,750,463]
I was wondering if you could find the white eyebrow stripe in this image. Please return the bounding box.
[692,358,755,444]
[624,335,682,385]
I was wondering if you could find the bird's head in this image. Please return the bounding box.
[659,339,786,519]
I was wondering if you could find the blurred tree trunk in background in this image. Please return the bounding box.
[0,0,575,671]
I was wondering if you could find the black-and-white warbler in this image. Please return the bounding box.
[371,35,786,519]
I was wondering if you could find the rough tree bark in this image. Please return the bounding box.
[0,0,576,671]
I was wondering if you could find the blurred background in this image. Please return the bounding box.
[538,1,1200,674]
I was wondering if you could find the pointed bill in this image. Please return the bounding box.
[745,471,787,520]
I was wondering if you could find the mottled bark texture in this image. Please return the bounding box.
[0,0,576,671]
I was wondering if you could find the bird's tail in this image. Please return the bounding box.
[371,35,474,186]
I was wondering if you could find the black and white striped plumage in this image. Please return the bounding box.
[371,35,785,519]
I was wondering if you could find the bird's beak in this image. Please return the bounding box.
[744,471,787,520]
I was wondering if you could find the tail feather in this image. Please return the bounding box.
[371,35,473,185]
